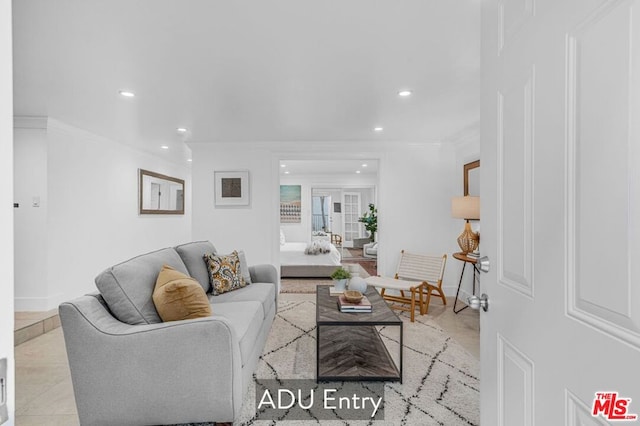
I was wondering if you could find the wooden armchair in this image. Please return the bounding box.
[364,251,447,322]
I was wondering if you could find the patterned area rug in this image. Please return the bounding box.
[232,293,480,425]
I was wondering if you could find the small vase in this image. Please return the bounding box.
[348,276,367,293]
[333,279,347,292]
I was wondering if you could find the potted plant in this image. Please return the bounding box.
[330,267,352,292]
[358,203,378,242]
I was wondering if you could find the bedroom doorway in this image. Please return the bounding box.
[279,159,379,281]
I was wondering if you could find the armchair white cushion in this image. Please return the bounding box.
[363,242,378,258]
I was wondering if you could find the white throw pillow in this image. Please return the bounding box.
[305,240,331,255]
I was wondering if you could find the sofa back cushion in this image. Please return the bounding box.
[175,241,217,293]
[95,248,189,325]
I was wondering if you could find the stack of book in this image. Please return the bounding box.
[329,286,344,296]
[337,295,372,313]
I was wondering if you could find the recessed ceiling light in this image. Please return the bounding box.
[374,127,383,132]
[284,171,290,174]
[281,164,287,168]
[398,90,412,97]
[187,159,193,162]
[119,90,135,97]
[356,170,361,174]
[161,145,169,150]
[176,127,188,133]
[362,163,368,167]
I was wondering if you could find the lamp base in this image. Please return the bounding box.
[457,222,479,254]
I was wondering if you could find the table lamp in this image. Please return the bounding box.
[451,196,480,254]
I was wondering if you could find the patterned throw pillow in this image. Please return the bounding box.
[204,251,247,295]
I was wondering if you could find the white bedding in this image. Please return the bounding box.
[280,242,341,266]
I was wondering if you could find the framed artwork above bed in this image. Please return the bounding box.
[280,185,301,223]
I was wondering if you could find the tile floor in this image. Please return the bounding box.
[14,310,60,346]
[14,296,479,425]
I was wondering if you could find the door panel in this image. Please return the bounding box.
[567,0,640,347]
[566,390,610,425]
[498,0,535,54]
[498,334,534,425]
[498,68,535,297]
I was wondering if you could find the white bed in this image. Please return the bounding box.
[280,242,342,277]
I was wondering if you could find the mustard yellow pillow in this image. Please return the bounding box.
[203,251,246,296]
[152,264,212,322]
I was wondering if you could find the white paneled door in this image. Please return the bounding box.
[481,0,640,424]
[342,192,362,247]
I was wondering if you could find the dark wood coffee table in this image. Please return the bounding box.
[316,285,402,382]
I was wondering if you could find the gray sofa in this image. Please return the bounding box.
[59,241,278,426]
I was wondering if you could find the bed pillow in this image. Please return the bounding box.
[280,229,286,246]
[152,264,212,322]
[305,240,331,255]
[204,251,247,295]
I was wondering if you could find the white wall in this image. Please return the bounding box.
[0,0,15,422]
[279,174,376,243]
[452,135,481,299]
[191,144,275,265]
[13,118,193,309]
[190,141,465,295]
[376,144,462,292]
[13,121,48,311]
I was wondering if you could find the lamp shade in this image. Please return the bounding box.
[451,196,480,220]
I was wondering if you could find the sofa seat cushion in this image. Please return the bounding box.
[175,241,217,293]
[208,282,276,320]
[212,301,263,367]
[95,248,189,325]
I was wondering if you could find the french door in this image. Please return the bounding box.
[342,192,361,247]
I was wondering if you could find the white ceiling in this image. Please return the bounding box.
[280,159,378,176]
[12,0,480,161]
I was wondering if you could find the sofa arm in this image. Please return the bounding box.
[249,263,278,285]
[59,295,243,425]
[249,264,280,312]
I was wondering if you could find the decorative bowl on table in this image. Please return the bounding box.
[343,290,363,303]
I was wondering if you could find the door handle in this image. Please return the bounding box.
[478,256,490,273]
[468,293,489,312]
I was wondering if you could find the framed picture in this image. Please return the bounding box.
[214,170,250,206]
[139,169,185,215]
[333,202,341,213]
[280,185,301,223]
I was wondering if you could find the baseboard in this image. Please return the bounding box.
[15,293,65,311]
